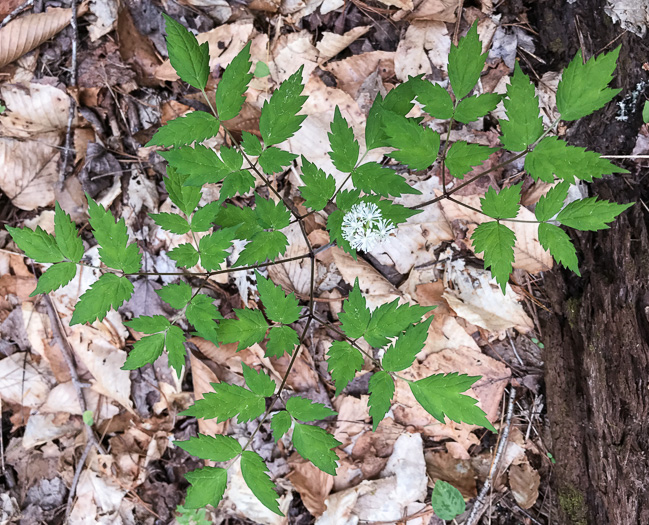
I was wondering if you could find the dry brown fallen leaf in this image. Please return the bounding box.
[316,27,371,64]
[0,134,59,210]
[425,450,478,498]
[509,462,541,509]
[0,83,71,136]
[395,21,450,81]
[287,456,335,517]
[322,51,395,99]
[0,5,89,68]
[398,0,459,22]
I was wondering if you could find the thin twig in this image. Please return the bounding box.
[65,439,93,520]
[0,0,33,30]
[60,0,79,182]
[43,294,105,454]
[466,387,517,525]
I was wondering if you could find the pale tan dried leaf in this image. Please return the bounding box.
[402,0,458,22]
[509,462,541,509]
[395,21,450,81]
[442,260,534,333]
[0,134,59,211]
[322,51,394,98]
[87,0,117,41]
[270,30,319,83]
[370,179,454,274]
[379,0,413,9]
[316,26,370,64]
[425,451,477,497]
[287,456,334,517]
[188,351,227,437]
[320,0,344,14]
[0,83,70,137]
[0,6,87,68]
[0,353,53,408]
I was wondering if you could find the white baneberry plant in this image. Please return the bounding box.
[6,14,633,521]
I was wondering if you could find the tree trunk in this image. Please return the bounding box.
[529,1,649,523]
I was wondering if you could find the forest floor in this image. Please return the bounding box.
[0,0,644,524]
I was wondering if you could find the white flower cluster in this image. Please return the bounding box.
[341,202,395,252]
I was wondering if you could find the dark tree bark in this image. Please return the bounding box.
[525,1,649,523]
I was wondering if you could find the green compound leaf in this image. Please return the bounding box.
[125,315,171,333]
[255,198,291,230]
[557,47,621,121]
[480,184,522,220]
[220,169,255,201]
[256,272,301,324]
[163,145,228,187]
[87,197,141,273]
[258,147,298,175]
[150,212,190,234]
[328,106,359,172]
[220,146,244,171]
[216,41,253,121]
[383,115,440,171]
[236,230,288,266]
[164,166,201,217]
[166,325,186,377]
[219,308,268,351]
[409,372,496,432]
[352,162,420,198]
[538,223,580,275]
[198,227,238,271]
[146,111,220,148]
[445,141,497,179]
[364,299,434,348]
[70,273,134,325]
[327,209,355,256]
[271,411,292,442]
[122,333,165,370]
[240,451,284,516]
[292,423,341,476]
[471,221,516,294]
[368,371,395,431]
[191,202,221,232]
[242,362,276,397]
[299,157,336,211]
[534,182,569,222]
[176,434,242,462]
[241,131,263,156]
[181,382,265,423]
[365,78,421,150]
[326,340,364,395]
[186,294,222,342]
[339,279,371,338]
[415,81,454,120]
[286,396,337,422]
[644,101,649,124]
[30,262,77,297]
[448,22,486,100]
[184,467,227,509]
[381,316,433,372]
[265,326,298,358]
[162,14,210,90]
[54,203,84,262]
[7,226,63,263]
[431,480,466,521]
[556,197,633,231]
[259,66,307,146]
[499,62,544,152]
[454,93,502,124]
[524,136,628,183]
[214,205,262,240]
[169,243,200,268]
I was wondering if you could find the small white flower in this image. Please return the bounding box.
[341,203,395,252]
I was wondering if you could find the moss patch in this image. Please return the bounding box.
[559,484,588,525]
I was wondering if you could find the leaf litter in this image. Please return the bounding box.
[0,0,593,523]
